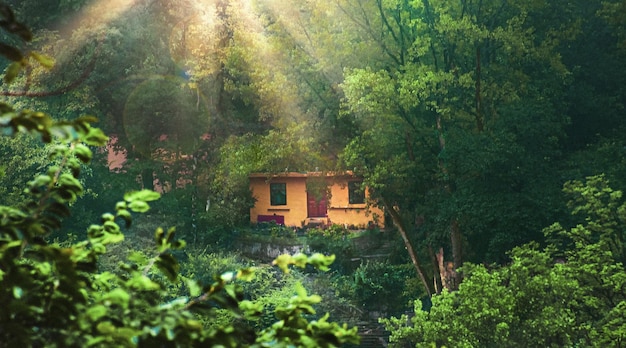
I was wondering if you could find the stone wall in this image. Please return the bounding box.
[235,239,309,262]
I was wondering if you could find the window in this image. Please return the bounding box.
[348,181,365,204]
[270,183,287,205]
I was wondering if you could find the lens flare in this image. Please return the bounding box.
[123,75,210,163]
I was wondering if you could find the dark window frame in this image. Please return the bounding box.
[348,181,365,204]
[270,182,287,206]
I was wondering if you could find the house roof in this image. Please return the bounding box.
[248,171,359,179]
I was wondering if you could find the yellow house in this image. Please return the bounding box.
[249,172,384,229]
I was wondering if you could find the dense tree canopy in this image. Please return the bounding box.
[1,0,626,345]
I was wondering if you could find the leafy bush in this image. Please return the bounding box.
[382,175,626,347]
[0,28,359,345]
[307,224,355,273]
[332,261,413,317]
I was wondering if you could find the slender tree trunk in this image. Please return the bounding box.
[436,113,464,289]
[141,167,154,191]
[474,45,484,131]
[449,219,462,290]
[428,244,443,294]
[382,198,433,297]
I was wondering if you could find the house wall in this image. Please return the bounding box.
[250,173,384,228]
[250,175,309,227]
[328,179,384,228]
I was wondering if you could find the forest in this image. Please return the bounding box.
[0,0,625,347]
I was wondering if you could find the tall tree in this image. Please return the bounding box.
[334,0,579,295]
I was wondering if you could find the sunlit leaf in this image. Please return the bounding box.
[127,251,148,265]
[83,126,109,146]
[126,274,160,291]
[102,288,130,309]
[74,143,92,164]
[30,51,54,68]
[154,227,164,244]
[115,201,127,211]
[86,305,107,321]
[184,277,202,297]
[292,253,308,268]
[101,213,115,222]
[96,321,116,334]
[128,200,149,213]
[3,61,21,83]
[309,253,335,271]
[237,267,256,282]
[273,254,293,273]
[124,190,161,203]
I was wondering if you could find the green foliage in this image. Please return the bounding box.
[382,175,626,347]
[0,62,358,348]
[0,3,57,84]
[335,261,413,316]
[0,132,48,206]
[273,253,336,274]
[337,0,580,269]
[307,224,355,273]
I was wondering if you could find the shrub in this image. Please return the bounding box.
[0,93,359,347]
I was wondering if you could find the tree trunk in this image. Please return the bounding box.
[429,245,443,294]
[382,198,433,297]
[450,219,463,290]
[436,112,464,290]
[141,167,154,191]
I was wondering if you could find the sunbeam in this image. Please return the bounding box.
[55,0,141,37]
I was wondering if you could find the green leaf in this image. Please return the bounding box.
[128,251,148,265]
[83,126,109,146]
[116,327,141,340]
[237,267,256,282]
[86,305,107,321]
[184,277,202,297]
[12,286,23,299]
[3,61,22,84]
[30,51,54,68]
[96,321,116,334]
[220,271,236,283]
[309,253,335,271]
[155,253,180,282]
[57,173,83,192]
[86,336,107,346]
[102,288,131,309]
[184,319,203,330]
[155,227,165,244]
[102,220,120,234]
[126,274,160,291]
[273,254,293,273]
[239,300,263,317]
[147,326,162,337]
[116,209,132,228]
[292,253,308,268]
[92,243,106,254]
[29,174,52,188]
[124,190,161,203]
[127,200,150,213]
[164,227,176,244]
[101,213,115,222]
[74,143,92,164]
[103,232,124,244]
